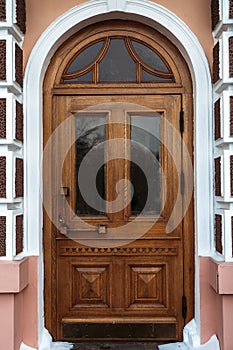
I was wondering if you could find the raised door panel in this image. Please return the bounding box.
[127,264,167,309]
[71,263,111,309]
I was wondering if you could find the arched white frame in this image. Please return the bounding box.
[23,0,213,347]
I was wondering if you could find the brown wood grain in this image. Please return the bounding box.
[43,20,193,342]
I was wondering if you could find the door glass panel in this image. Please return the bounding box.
[99,39,136,82]
[131,40,170,73]
[130,115,161,215]
[75,116,106,215]
[63,70,93,83]
[142,69,173,83]
[66,41,104,74]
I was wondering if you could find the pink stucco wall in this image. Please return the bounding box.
[0,257,38,350]
[24,0,213,68]
[200,257,233,350]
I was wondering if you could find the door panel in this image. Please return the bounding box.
[53,94,184,341]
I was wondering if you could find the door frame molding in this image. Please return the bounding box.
[24,0,213,347]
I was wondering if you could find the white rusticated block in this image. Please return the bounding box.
[0,0,24,41]
[223,209,233,261]
[0,33,22,95]
[0,92,23,146]
[0,207,23,259]
[221,150,233,202]
[0,148,23,203]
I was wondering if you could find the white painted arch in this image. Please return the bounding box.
[24,0,213,347]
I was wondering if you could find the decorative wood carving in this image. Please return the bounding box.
[0,156,6,198]
[213,42,220,84]
[60,246,178,256]
[72,264,110,308]
[214,99,221,140]
[128,265,166,309]
[0,216,6,256]
[215,214,222,254]
[0,98,6,138]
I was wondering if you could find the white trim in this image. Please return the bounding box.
[23,0,213,347]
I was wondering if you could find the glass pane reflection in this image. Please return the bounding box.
[67,41,104,74]
[76,116,106,215]
[130,115,161,215]
[131,40,170,73]
[99,39,136,82]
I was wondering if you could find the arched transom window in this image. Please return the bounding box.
[62,37,174,84]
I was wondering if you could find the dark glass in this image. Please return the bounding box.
[131,40,170,73]
[63,70,93,83]
[66,41,104,74]
[75,116,106,215]
[99,39,136,82]
[142,69,173,82]
[130,115,161,215]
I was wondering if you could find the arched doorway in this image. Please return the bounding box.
[43,20,194,343]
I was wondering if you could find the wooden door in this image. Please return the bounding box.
[43,21,194,343]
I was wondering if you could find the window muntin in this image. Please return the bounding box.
[62,37,174,84]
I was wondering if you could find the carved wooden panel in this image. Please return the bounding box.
[60,245,178,257]
[72,263,110,309]
[127,264,166,309]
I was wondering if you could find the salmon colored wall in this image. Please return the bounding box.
[200,257,233,350]
[22,256,38,348]
[0,257,38,350]
[24,0,213,68]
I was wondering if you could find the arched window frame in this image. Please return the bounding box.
[53,21,183,87]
